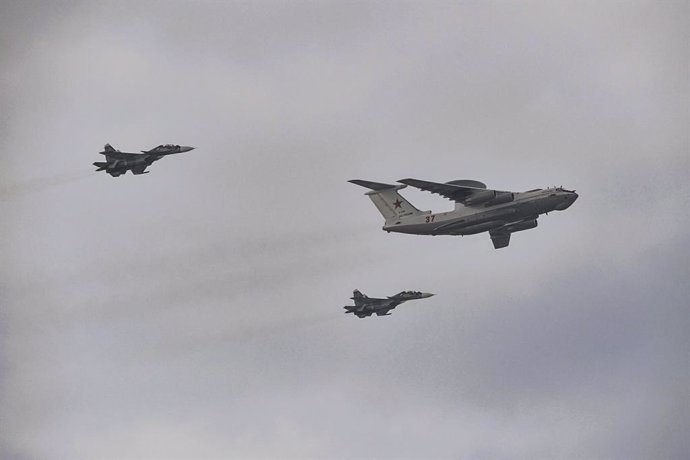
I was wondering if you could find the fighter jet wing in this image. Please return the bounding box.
[489,229,511,249]
[100,151,143,160]
[398,178,490,203]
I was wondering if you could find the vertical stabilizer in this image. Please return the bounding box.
[351,289,367,307]
[349,180,425,223]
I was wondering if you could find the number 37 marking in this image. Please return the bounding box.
[425,215,436,223]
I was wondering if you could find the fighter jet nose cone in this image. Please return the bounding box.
[423,293,434,298]
[182,146,195,152]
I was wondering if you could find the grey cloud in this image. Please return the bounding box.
[2,1,688,459]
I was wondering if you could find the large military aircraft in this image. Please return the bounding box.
[93,143,195,177]
[349,178,578,249]
[344,289,434,318]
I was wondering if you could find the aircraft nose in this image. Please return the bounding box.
[180,146,195,152]
[555,192,578,210]
[421,292,434,298]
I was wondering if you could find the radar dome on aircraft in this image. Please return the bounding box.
[445,180,487,189]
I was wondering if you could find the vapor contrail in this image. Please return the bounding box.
[0,170,94,200]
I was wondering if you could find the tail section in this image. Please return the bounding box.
[351,289,368,307]
[103,143,116,153]
[351,289,367,299]
[349,179,425,223]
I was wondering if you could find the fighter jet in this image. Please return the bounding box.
[344,289,434,318]
[349,178,578,249]
[93,143,195,177]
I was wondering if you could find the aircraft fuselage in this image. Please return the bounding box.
[383,188,577,236]
[94,144,195,177]
[344,290,434,318]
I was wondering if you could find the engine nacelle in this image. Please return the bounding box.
[464,190,497,205]
[485,192,514,206]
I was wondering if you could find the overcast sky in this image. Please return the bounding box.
[1,1,688,459]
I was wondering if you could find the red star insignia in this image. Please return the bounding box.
[393,199,403,209]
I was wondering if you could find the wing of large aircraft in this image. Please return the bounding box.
[398,178,514,206]
[397,178,495,202]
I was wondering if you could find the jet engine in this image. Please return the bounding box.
[464,190,514,206]
[485,192,514,206]
[464,190,497,205]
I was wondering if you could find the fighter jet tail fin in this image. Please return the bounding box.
[351,289,368,307]
[93,162,108,171]
[349,179,426,223]
[351,289,367,299]
[103,144,116,153]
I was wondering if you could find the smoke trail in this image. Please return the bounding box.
[0,170,94,200]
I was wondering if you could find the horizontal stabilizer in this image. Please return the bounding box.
[348,179,397,190]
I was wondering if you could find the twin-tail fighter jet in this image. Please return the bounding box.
[344,289,434,318]
[93,143,195,177]
[350,178,578,249]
